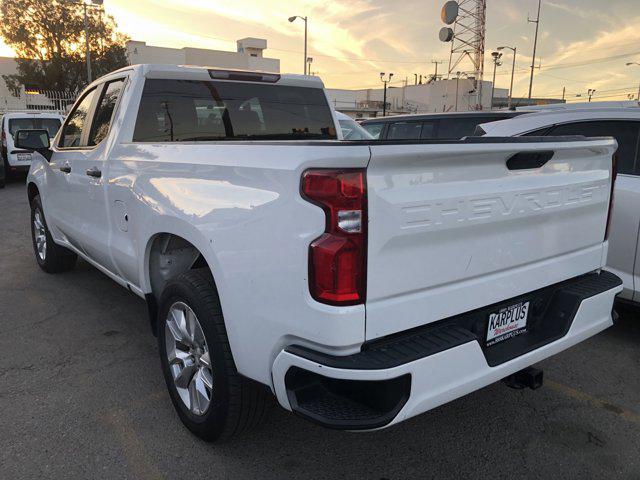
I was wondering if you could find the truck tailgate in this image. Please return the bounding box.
[365,138,617,340]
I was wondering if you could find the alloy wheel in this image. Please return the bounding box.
[33,210,47,261]
[164,301,213,416]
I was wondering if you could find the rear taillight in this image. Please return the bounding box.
[604,153,618,241]
[301,169,367,306]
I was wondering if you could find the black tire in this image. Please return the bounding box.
[0,155,5,188]
[158,268,268,442]
[30,194,77,273]
[2,154,11,182]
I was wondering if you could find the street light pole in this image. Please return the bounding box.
[498,46,517,109]
[67,0,103,83]
[288,15,308,75]
[588,89,596,102]
[490,52,502,110]
[380,72,393,116]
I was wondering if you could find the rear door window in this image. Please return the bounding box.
[419,121,437,139]
[88,79,125,146]
[437,117,495,139]
[132,79,336,141]
[387,121,423,140]
[547,121,640,175]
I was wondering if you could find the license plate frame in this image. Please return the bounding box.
[486,301,530,347]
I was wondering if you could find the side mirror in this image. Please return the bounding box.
[15,129,50,151]
[14,129,52,161]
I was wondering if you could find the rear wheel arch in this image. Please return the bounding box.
[144,232,217,335]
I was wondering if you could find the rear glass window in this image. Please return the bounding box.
[9,118,61,138]
[133,79,337,142]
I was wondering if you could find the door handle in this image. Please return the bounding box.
[59,165,71,174]
[86,167,102,178]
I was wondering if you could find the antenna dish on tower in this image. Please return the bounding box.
[439,27,454,42]
[438,0,486,110]
[441,1,459,24]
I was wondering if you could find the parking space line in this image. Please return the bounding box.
[101,409,165,480]
[547,380,640,426]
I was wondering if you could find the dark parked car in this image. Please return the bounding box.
[360,111,523,140]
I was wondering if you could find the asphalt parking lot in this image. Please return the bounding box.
[1,179,639,480]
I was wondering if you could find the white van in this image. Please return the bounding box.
[2,112,64,176]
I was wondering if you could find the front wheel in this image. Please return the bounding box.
[30,195,77,273]
[158,269,268,442]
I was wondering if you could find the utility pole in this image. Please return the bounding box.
[528,0,541,99]
[380,72,393,116]
[490,52,502,110]
[455,72,461,112]
[402,77,408,111]
[497,46,516,109]
[83,3,91,83]
[562,86,566,101]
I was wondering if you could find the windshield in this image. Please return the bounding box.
[339,118,374,140]
[9,118,61,138]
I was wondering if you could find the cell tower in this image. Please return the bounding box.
[439,0,487,107]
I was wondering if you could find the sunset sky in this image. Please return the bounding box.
[2,0,640,101]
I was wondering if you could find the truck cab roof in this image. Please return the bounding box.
[98,64,324,89]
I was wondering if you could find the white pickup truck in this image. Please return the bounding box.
[22,65,622,441]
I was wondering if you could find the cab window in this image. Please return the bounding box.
[59,88,98,148]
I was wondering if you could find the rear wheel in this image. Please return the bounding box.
[158,269,268,442]
[30,195,77,273]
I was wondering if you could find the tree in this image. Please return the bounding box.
[0,0,129,94]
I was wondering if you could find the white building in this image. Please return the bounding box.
[126,38,280,72]
[327,79,509,118]
[0,57,75,113]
